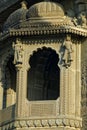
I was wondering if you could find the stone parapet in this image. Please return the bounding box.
[0,117,82,130]
[0,105,15,125]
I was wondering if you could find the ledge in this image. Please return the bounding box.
[0,24,87,42]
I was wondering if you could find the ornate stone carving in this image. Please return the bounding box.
[34,120,42,127]
[41,120,48,127]
[0,1,83,130]
[78,12,87,27]
[55,119,63,126]
[48,119,56,126]
[70,119,75,127]
[13,38,24,65]
[0,118,82,130]
[14,121,20,128]
[63,118,69,126]
[59,35,73,67]
[19,120,27,127]
[26,120,34,127]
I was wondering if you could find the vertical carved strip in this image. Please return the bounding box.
[60,67,65,114]
[60,68,71,116]
[81,40,87,130]
[21,69,28,116]
[64,68,69,115]
[75,43,81,117]
[16,68,22,117]
[60,67,69,115]
[68,68,72,115]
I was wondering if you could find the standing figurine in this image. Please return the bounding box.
[78,12,87,27]
[13,39,23,65]
[61,35,73,67]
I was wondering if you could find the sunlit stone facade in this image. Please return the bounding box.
[0,0,87,130]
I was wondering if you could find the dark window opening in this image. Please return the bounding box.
[27,47,60,101]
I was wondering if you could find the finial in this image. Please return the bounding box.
[21,1,27,9]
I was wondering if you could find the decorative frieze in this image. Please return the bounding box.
[0,23,87,42]
[0,118,82,130]
[8,26,87,37]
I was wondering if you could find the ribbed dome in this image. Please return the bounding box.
[4,1,28,30]
[27,1,65,18]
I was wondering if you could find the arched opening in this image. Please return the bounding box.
[27,47,60,101]
[3,56,16,108]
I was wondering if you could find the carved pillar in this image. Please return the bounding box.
[75,43,81,117]
[15,65,23,117]
[60,67,71,115]
[20,67,28,116]
[59,70,64,114]
[13,38,27,117]
[59,35,75,116]
[15,58,30,117]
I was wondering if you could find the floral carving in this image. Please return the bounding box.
[34,120,41,127]
[70,120,75,127]
[56,119,63,126]
[48,119,55,126]
[41,120,48,127]
[26,120,34,127]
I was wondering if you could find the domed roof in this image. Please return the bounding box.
[4,1,28,30]
[27,1,65,19]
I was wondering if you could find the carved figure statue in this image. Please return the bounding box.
[78,12,87,27]
[13,39,23,65]
[59,35,73,67]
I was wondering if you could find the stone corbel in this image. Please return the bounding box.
[59,35,73,68]
[12,38,24,68]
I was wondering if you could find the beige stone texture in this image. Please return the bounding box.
[0,0,87,130]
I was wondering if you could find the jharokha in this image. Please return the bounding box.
[0,0,87,130]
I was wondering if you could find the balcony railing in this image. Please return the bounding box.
[0,104,15,125]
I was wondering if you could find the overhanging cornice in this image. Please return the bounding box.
[0,24,87,42]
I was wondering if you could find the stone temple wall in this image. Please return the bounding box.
[81,38,87,130]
